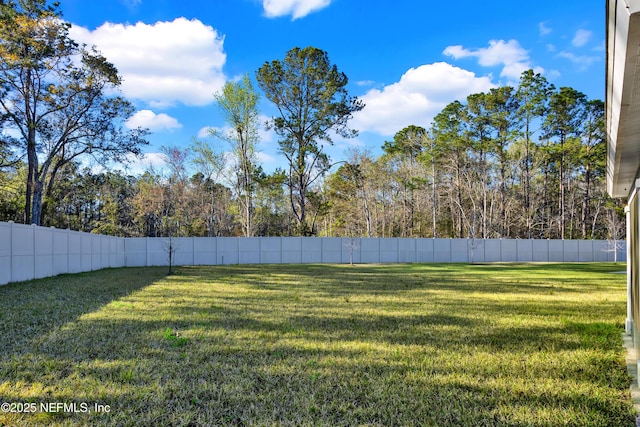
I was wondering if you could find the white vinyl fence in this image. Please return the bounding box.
[0,222,124,286]
[0,221,626,285]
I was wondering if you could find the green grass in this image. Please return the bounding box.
[0,263,635,426]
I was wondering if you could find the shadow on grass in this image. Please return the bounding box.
[176,263,625,296]
[0,267,167,355]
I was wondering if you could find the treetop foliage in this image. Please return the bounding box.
[0,0,147,225]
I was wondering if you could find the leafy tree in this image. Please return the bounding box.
[485,87,519,236]
[382,126,427,237]
[90,172,138,236]
[189,171,237,237]
[43,166,137,235]
[464,92,492,238]
[253,169,290,236]
[0,160,26,221]
[211,74,261,236]
[431,100,469,238]
[43,162,94,231]
[256,46,364,235]
[515,70,553,237]
[189,138,228,236]
[0,0,147,225]
[543,87,587,239]
[132,171,166,237]
[160,145,190,237]
[382,125,425,159]
[325,149,379,237]
[579,99,605,239]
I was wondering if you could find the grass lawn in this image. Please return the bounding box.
[0,263,636,426]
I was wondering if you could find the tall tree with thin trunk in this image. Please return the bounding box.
[211,74,261,237]
[190,138,225,236]
[432,101,469,238]
[486,86,519,237]
[382,125,426,237]
[543,87,586,239]
[579,99,605,239]
[256,46,364,235]
[464,93,492,238]
[515,70,553,237]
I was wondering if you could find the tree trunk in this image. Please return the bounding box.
[31,178,44,226]
[581,162,591,239]
[559,134,565,239]
[25,144,36,224]
[431,151,437,238]
[524,123,532,238]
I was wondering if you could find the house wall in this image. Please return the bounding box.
[626,190,640,360]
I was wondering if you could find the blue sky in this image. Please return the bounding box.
[60,0,604,175]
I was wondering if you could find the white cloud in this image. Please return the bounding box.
[69,18,227,107]
[356,80,376,87]
[263,0,331,19]
[539,22,552,36]
[572,29,592,48]
[133,152,168,169]
[197,126,215,139]
[546,69,562,81]
[592,41,605,52]
[257,114,277,144]
[105,152,169,175]
[444,40,526,67]
[351,62,495,136]
[126,110,182,131]
[1,126,21,140]
[256,151,276,164]
[443,39,542,80]
[557,51,600,70]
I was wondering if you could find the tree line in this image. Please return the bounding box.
[328,72,622,241]
[0,0,624,240]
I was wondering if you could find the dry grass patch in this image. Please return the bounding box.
[0,263,635,426]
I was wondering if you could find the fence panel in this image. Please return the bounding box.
[360,238,380,263]
[0,223,12,285]
[433,239,451,262]
[11,223,35,282]
[282,237,302,264]
[301,238,322,263]
[321,238,342,263]
[173,238,195,266]
[451,239,469,262]
[34,226,53,279]
[124,238,146,267]
[53,229,69,275]
[416,239,434,263]
[0,221,629,286]
[532,240,549,262]
[194,238,216,265]
[217,237,239,265]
